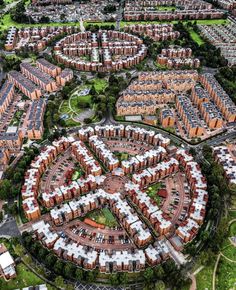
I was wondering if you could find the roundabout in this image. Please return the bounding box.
[21,124,208,273]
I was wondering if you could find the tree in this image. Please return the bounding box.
[0,179,11,199]
[64,262,76,279]
[119,272,129,286]
[109,273,119,286]
[55,276,65,288]
[45,253,57,268]
[54,260,64,275]
[13,172,22,183]
[154,265,164,280]
[144,267,154,283]
[75,268,84,281]
[84,118,92,124]
[90,85,97,96]
[155,280,166,290]
[15,244,25,256]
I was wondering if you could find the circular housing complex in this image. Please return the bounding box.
[22,124,208,273]
[53,30,147,72]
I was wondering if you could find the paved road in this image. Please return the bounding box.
[0,219,21,237]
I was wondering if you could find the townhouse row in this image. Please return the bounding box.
[88,135,120,171]
[72,141,102,176]
[8,59,73,99]
[199,73,236,122]
[50,189,152,247]
[125,182,172,235]
[157,46,200,69]
[21,137,75,220]
[131,158,179,187]
[121,147,167,174]
[78,124,171,148]
[33,219,172,271]
[124,10,224,21]
[175,149,208,242]
[5,26,79,52]
[213,146,236,185]
[198,22,236,66]
[123,24,180,42]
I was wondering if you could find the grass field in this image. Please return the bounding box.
[1,263,44,290]
[156,5,176,11]
[115,152,129,161]
[229,221,236,236]
[189,29,205,45]
[196,210,236,290]
[86,208,119,228]
[0,14,228,30]
[216,257,236,290]
[91,78,108,93]
[195,263,214,290]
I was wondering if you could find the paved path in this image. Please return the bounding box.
[212,253,221,290]
[189,274,196,290]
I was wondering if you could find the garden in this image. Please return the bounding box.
[58,78,108,127]
[85,208,119,228]
[146,183,163,205]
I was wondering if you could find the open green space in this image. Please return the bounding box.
[147,183,162,205]
[156,5,176,11]
[91,78,108,93]
[1,263,44,290]
[58,78,107,127]
[10,110,24,126]
[115,152,129,161]
[189,29,205,45]
[229,221,236,236]
[0,14,228,30]
[216,257,236,290]
[195,263,214,290]
[196,211,236,290]
[86,208,119,228]
[72,164,84,180]
[221,244,236,261]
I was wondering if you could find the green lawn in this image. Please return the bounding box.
[196,213,236,290]
[189,29,205,45]
[1,263,44,290]
[64,118,81,127]
[229,221,236,236]
[221,244,236,261]
[10,110,24,126]
[91,78,108,93]
[195,263,214,290]
[216,257,236,290]
[86,208,119,228]
[156,5,176,11]
[229,210,236,219]
[72,166,83,180]
[147,183,162,205]
[0,14,228,30]
[115,152,129,161]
